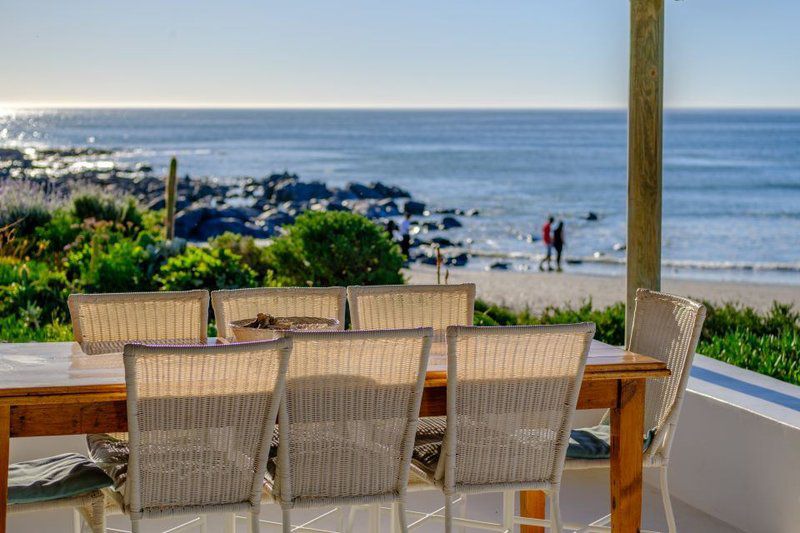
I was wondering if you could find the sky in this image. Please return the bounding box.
[1,0,798,109]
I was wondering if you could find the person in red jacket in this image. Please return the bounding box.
[538,216,554,271]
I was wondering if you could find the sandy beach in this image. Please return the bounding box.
[406,265,800,312]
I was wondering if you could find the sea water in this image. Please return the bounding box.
[2,108,798,284]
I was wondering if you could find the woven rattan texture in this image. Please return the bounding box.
[434,324,594,494]
[123,340,290,520]
[347,284,475,355]
[68,291,209,355]
[272,329,431,509]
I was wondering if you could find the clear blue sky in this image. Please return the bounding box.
[1,0,798,108]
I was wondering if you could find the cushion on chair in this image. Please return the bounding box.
[86,433,130,490]
[567,424,654,460]
[412,442,441,476]
[8,453,112,505]
[415,417,446,445]
[411,418,447,475]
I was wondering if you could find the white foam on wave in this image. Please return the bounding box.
[463,248,800,273]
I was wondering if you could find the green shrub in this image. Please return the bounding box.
[71,192,144,233]
[700,328,799,385]
[34,209,82,258]
[697,301,799,385]
[74,238,157,293]
[474,299,625,345]
[0,181,56,237]
[0,259,71,324]
[155,247,257,292]
[0,257,19,285]
[263,211,404,287]
[209,232,270,274]
[0,315,73,343]
[474,298,798,385]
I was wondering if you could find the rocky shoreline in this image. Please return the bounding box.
[0,146,481,266]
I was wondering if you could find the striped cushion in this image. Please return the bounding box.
[567,424,655,460]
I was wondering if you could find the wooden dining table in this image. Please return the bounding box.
[0,339,668,533]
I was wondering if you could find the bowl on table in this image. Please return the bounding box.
[229,314,340,342]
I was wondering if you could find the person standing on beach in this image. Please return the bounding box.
[385,219,398,239]
[400,212,412,259]
[553,220,565,272]
[538,216,554,271]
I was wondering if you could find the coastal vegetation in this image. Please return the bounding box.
[475,299,799,386]
[0,184,797,386]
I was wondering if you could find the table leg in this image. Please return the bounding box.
[0,404,10,533]
[610,378,645,533]
[519,490,546,533]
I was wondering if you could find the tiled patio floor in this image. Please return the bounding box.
[8,469,742,532]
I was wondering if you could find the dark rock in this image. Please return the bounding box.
[439,216,463,230]
[0,148,26,162]
[214,205,260,221]
[489,261,510,270]
[176,196,192,211]
[420,221,439,232]
[272,179,331,203]
[331,188,359,202]
[311,199,348,212]
[350,199,399,219]
[416,254,438,265]
[145,197,166,211]
[194,217,252,241]
[446,253,469,267]
[585,212,599,221]
[174,205,210,237]
[370,181,411,198]
[430,237,456,247]
[404,200,426,215]
[347,182,383,200]
[256,209,295,229]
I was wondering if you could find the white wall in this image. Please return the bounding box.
[653,356,800,533]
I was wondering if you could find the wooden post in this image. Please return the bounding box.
[165,157,178,240]
[626,0,664,342]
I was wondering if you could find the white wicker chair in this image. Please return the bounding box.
[564,289,706,533]
[68,290,209,354]
[91,339,291,533]
[262,328,432,533]
[410,323,595,532]
[347,284,475,357]
[211,286,346,340]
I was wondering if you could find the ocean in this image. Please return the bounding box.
[1,108,799,284]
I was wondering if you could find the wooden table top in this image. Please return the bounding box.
[0,339,668,398]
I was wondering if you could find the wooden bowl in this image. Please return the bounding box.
[229,316,340,342]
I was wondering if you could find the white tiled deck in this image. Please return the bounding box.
[8,462,741,532]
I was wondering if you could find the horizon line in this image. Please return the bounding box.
[2,102,800,112]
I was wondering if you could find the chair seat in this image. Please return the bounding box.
[8,453,112,505]
[567,424,654,460]
[90,429,283,493]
